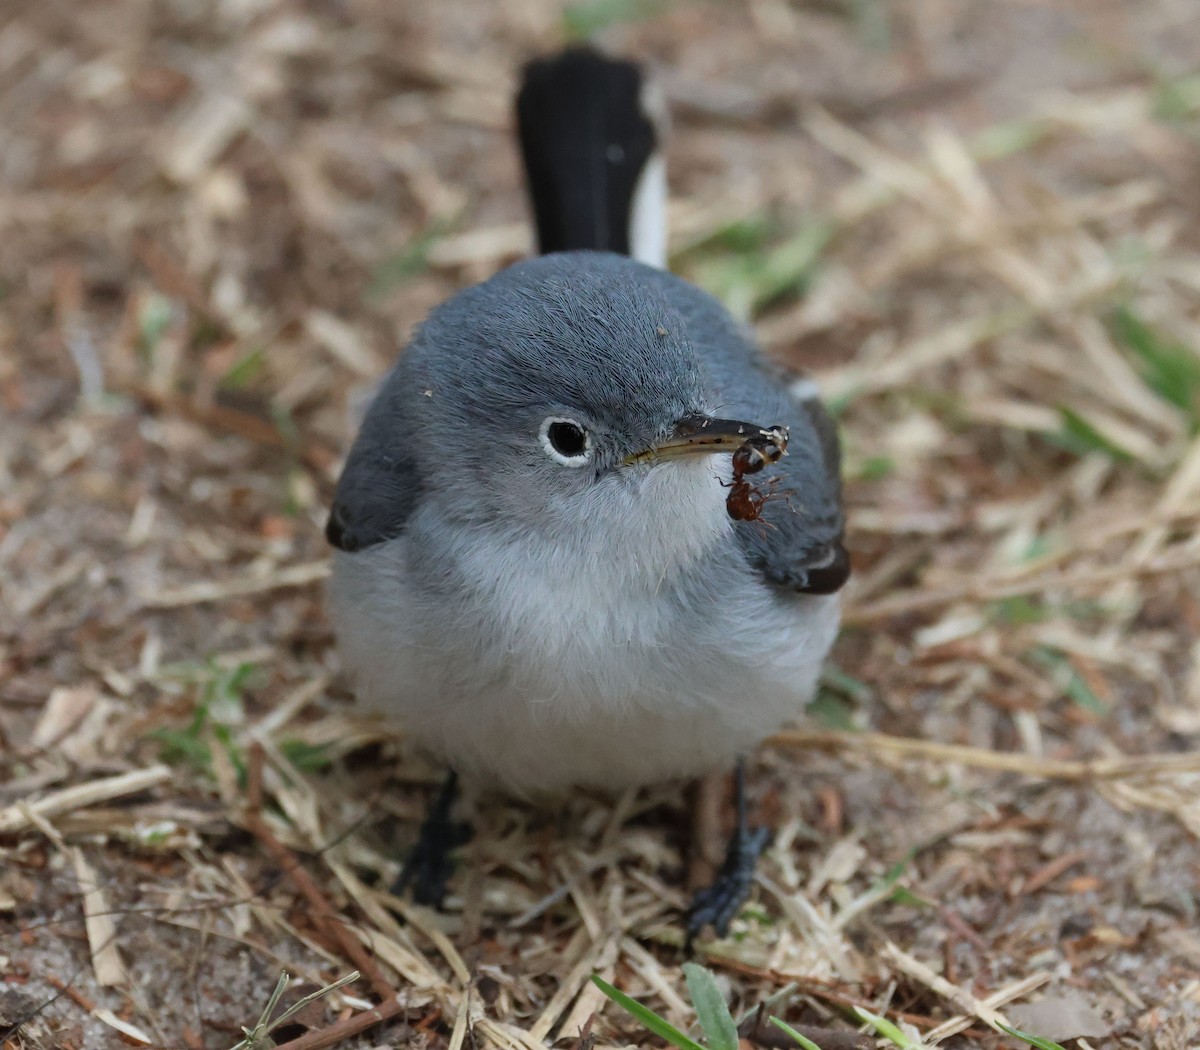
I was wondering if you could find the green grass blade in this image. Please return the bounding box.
[368,217,456,299]
[1056,406,1135,464]
[768,1016,825,1050]
[997,1024,1069,1050]
[563,0,665,38]
[682,964,739,1050]
[806,689,857,731]
[1110,305,1200,421]
[590,974,707,1050]
[853,1007,925,1049]
[280,739,334,773]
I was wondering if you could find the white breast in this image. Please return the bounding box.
[328,460,840,795]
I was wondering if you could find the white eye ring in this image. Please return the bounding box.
[539,417,592,467]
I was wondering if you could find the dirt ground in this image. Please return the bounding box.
[2,0,1200,1048]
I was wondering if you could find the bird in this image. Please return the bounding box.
[324,46,849,942]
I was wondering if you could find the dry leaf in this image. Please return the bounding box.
[1009,991,1109,1042]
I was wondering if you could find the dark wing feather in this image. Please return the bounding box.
[325,375,421,552]
[736,383,849,595]
[732,393,849,596]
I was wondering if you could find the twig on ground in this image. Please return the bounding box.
[768,730,1200,782]
[43,974,96,1014]
[1014,849,1089,896]
[141,560,330,609]
[922,972,1053,1042]
[243,743,397,1003]
[69,847,126,987]
[741,1003,872,1050]
[268,997,407,1050]
[880,941,1008,1029]
[0,766,173,834]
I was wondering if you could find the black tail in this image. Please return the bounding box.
[516,47,666,266]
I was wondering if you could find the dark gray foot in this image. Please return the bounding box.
[686,761,769,948]
[391,771,471,907]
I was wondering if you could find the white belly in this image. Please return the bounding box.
[328,517,839,796]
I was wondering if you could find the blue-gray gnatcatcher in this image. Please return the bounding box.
[325,48,848,940]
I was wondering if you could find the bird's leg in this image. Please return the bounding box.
[685,759,770,948]
[391,770,472,907]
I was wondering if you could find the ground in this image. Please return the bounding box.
[2,0,1200,1048]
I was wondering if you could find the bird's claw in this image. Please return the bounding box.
[685,823,770,949]
[391,773,471,908]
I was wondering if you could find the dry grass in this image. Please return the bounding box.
[2,1,1200,1048]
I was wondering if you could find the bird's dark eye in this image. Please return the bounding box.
[548,422,586,455]
[539,417,592,466]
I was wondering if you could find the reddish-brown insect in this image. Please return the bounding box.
[725,426,788,522]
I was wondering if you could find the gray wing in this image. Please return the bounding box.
[325,370,420,552]
[648,272,850,596]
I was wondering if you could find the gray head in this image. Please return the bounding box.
[330,252,776,554]
[410,251,706,478]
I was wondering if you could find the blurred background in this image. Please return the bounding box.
[2,1,1200,1048]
